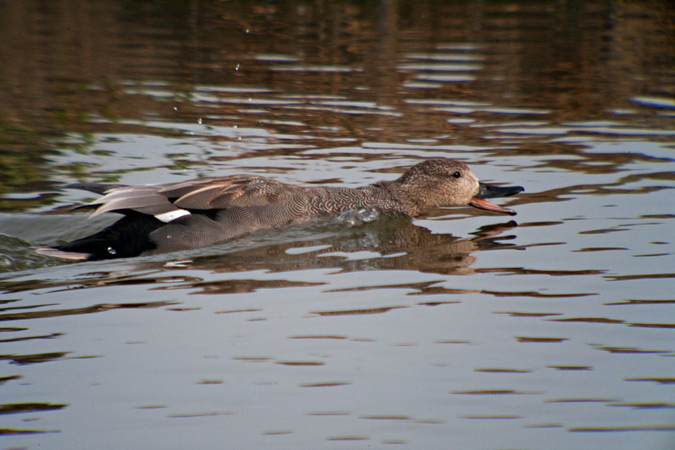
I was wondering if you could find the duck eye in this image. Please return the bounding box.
[453,171,461,178]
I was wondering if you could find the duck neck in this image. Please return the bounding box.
[368,180,420,216]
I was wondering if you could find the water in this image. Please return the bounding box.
[1,1,674,449]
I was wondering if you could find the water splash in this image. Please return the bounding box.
[337,209,381,226]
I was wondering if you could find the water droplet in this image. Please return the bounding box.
[166,235,172,239]
[107,247,117,255]
[235,63,240,71]
[198,118,203,125]
[173,106,178,111]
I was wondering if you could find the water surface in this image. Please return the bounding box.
[1,1,674,449]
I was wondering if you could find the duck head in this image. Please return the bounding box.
[396,159,524,216]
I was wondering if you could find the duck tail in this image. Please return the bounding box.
[40,213,163,261]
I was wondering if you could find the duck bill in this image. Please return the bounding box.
[469,182,524,216]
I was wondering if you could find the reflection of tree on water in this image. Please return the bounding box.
[1,0,672,213]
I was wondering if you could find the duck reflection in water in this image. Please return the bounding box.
[159,219,524,296]
[3,219,520,313]
[38,159,524,262]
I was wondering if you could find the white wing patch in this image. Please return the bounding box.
[154,209,191,223]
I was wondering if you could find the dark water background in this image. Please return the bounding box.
[0,1,674,449]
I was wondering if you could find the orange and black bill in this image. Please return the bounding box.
[469,183,524,216]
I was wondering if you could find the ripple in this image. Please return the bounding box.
[398,63,483,72]
[627,322,675,329]
[605,299,675,306]
[269,65,361,73]
[326,436,368,441]
[452,389,542,395]
[610,402,675,410]
[310,306,408,316]
[574,247,628,252]
[569,424,675,432]
[0,332,63,343]
[167,411,233,419]
[549,317,624,324]
[253,54,301,63]
[631,96,675,109]
[605,273,675,281]
[0,402,67,415]
[546,398,617,403]
[403,52,484,62]
[462,415,521,419]
[275,361,325,366]
[0,300,178,322]
[289,335,347,340]
[474,368,532,374]
[360,415,411,420]
[0,427,59,435]
[0,351,97,365]
[625,377,675,385]
[546,365,592,371]
[593,345,671,355]
[436,106,551,115]
[515,337,569,343]
[300,382,351,388]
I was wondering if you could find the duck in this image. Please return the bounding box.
[37,159,524,261]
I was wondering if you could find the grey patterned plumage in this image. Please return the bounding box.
[38,159,524,260]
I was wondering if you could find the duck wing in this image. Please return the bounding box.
[159,175,285,210]
[72,175,288,222]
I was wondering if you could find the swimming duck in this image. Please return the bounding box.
[38,159,524,261]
